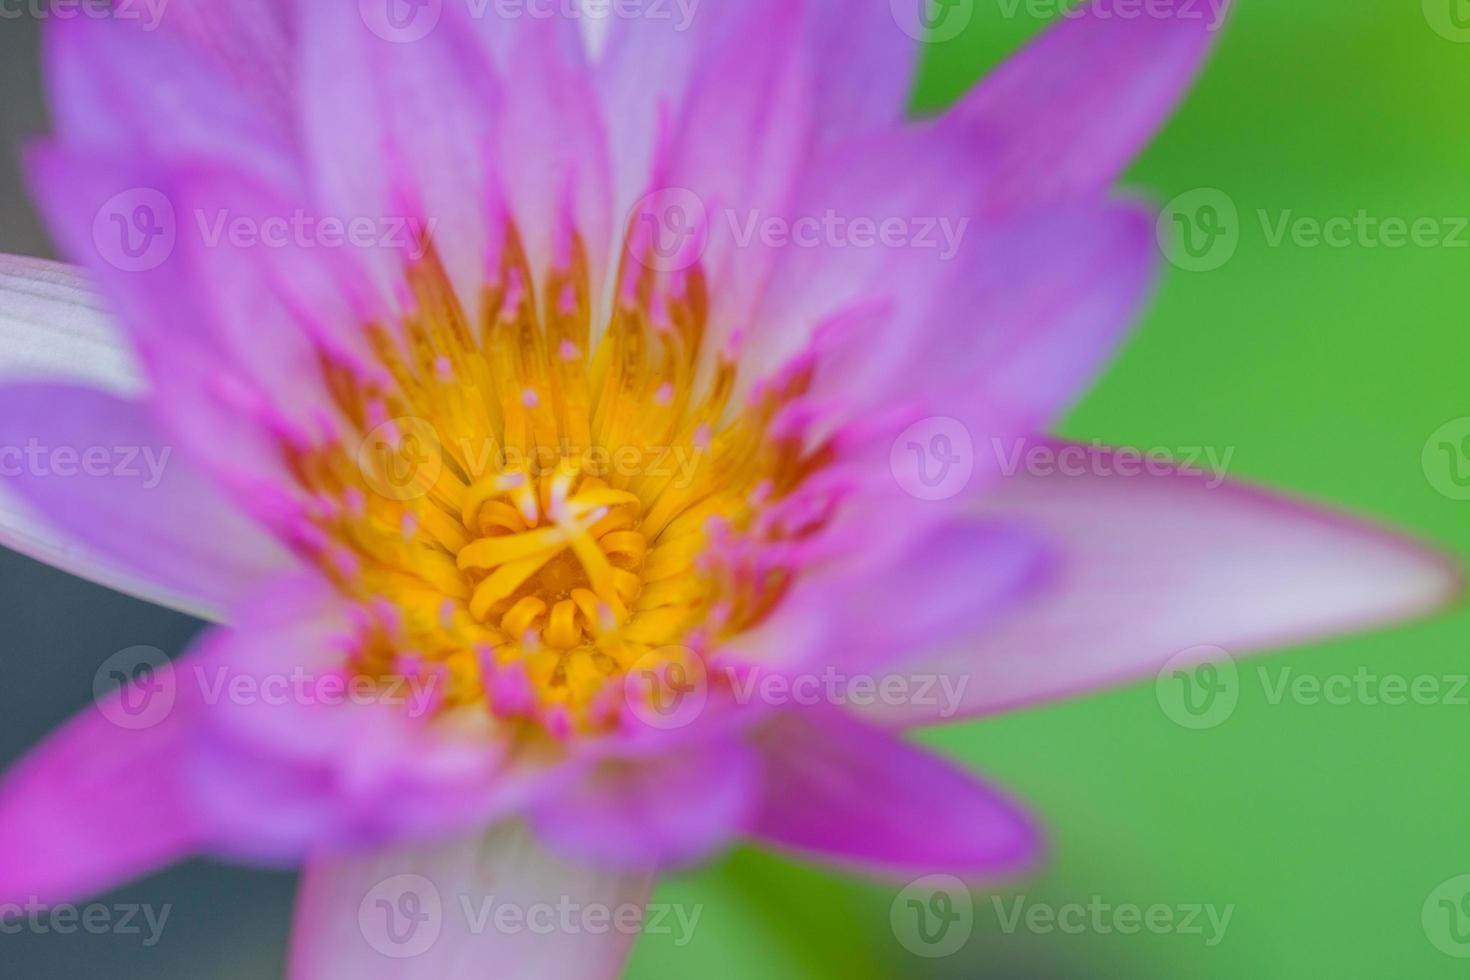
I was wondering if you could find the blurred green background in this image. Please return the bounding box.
[633,2,1470,978]
[1,2,1467,978]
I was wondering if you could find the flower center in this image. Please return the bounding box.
[285,226,815,736]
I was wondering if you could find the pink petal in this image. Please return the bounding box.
[181,576,553,863]
[150,0,297,138]
[746,709,1039,879]
[289,822,654,980]
[44,17,298,189]
[747,205,1156,574]
[478,14,615,310]
[528,736,759,871]
[296,0,504,316]
[0,655,203,905]
[946,0,1229,211]
[731,518,1050,677]
[803,0,921,143]
[0,383,293,621]
[866,441,1464,726]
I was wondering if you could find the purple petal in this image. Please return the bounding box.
[44,17,298,188]
[295,0,505,315]
[151,0,296,138]
[289,822,653,980]
[945,0,1229,210]
[866,441,1464,726]
[746,709,1039,879]
[528,735,759,871]
[0,383,293,620]
[181,576,554,863]
[0,657,203,905]
[731,518,1050,678]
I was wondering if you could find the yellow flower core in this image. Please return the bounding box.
[288,231,815,736]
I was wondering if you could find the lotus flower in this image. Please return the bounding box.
[0,1,1456,976]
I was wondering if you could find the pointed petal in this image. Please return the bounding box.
[0,656,203,905]
[183,576,552,863]
[734,518,1050,677]
[296,0,504,315]
[0,383,293,621]
[289,822,653,980]
[150,0,296,137]
[44,16,297,186]
[804,0,921,142]
[946,0,1229,210]
[868,442,1464,726]
[746,710,1039,879]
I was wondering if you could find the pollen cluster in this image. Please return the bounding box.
[286,226,811,736]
